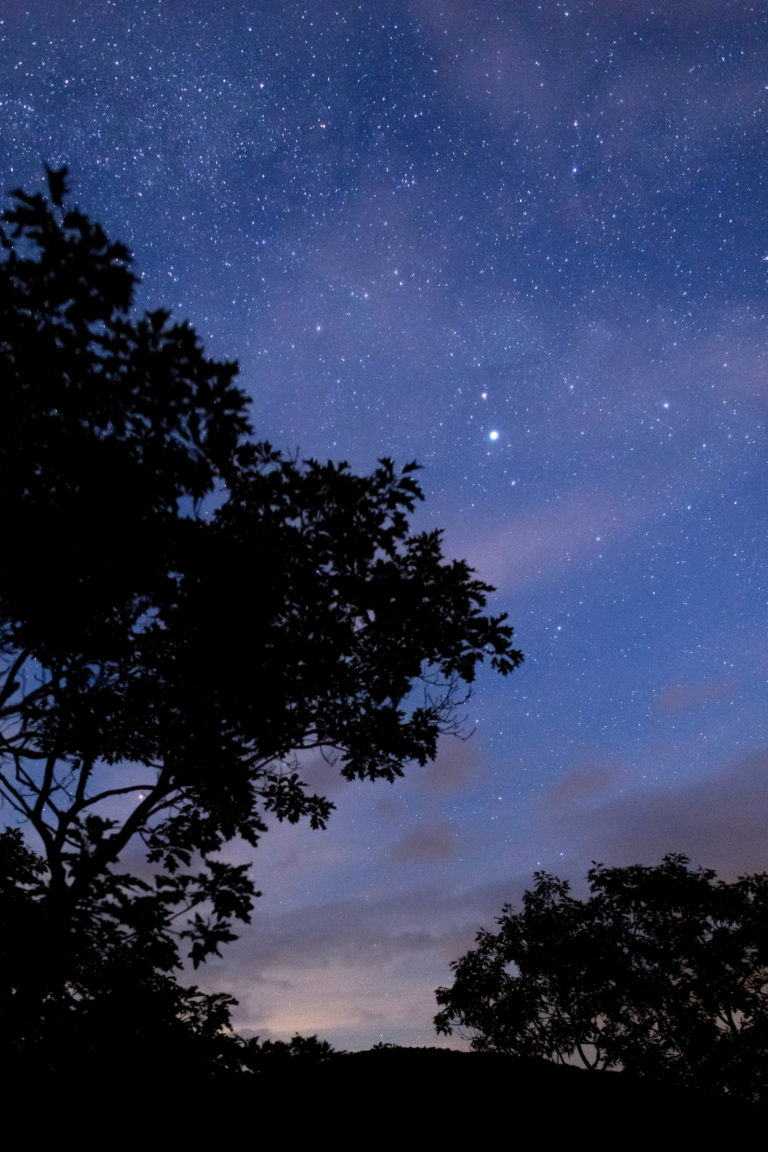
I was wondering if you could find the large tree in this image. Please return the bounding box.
[434,855,768,1101]
[0,169,521,1061]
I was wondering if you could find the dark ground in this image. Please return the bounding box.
[14,1046,752,1141]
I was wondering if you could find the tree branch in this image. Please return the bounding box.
[0,647,30,709]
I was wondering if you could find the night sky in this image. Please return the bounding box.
[2,0,767,1050]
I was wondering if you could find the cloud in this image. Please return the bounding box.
[418,734,484,795]
[656,676,736,715]
[447,490,647,592]
[540,747,768,879]
[390,821,458,864]
[192,872,534,1050]
[544,762,623,813]
[212,875,525,982]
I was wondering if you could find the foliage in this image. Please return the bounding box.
[0,828,236,1077]
[0,169,521,1060]
[435,855,768,1101]
[231,1033,337,1073]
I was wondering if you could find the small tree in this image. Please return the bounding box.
[0,169,522,1060]
[435,855,768,1101]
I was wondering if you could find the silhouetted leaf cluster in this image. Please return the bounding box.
[230,1032,337,1074]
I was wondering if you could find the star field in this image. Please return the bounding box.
[2,0,766,1048]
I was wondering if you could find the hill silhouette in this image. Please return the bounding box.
[10,1045,758,1141]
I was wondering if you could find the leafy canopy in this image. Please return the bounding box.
[435,854,768,1101]
[0,169,521,1050]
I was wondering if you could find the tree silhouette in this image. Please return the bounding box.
[231,1032,337,1074]
[1,834,238,1081]
[435,855,768,1101]
[0,169,522,1063]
